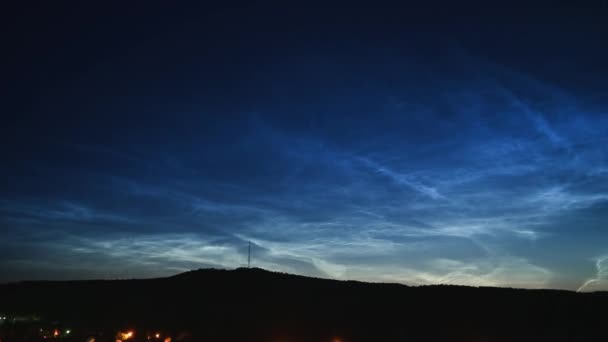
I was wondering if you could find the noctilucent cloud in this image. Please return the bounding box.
[2,3,607,291]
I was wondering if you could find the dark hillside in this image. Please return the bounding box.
[1,268,606,341]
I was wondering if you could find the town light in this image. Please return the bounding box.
[118,331,134,340]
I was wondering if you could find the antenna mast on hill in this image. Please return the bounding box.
[248,240,251,268]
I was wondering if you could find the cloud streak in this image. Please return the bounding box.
[577,255,608,292]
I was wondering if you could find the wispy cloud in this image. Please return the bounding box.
[2,53,608,291]
[0,200,135,224]
[359,157,445,200]
[528,113,565,146]
[577,255,608,292]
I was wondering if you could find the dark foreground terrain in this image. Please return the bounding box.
[1,268,607,341]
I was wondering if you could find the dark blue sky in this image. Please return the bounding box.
[2,2,608,290]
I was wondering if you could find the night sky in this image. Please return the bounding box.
[2,3,608,291]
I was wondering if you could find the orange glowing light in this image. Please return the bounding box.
[118,331,134,340]
[155,333,160,338]
[53,329,59,337]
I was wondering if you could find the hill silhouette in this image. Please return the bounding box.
[1,267,607,341]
